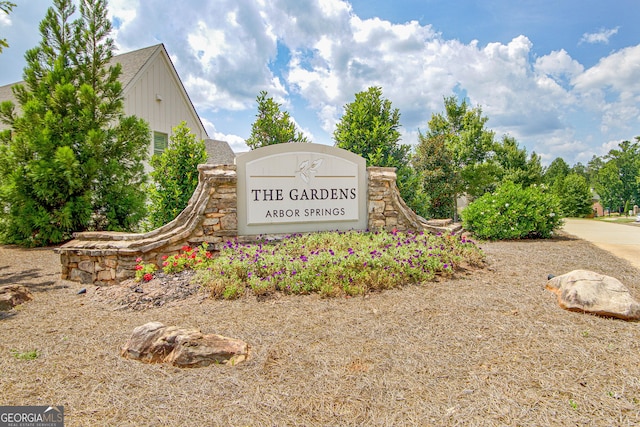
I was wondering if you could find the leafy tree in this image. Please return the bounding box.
[586,155,604,188]
[0,1,15,53]
[594,138,640,214]
[146,122,207,229]
[493,135,543,188]
[334,86,409,169]
[0,0,149,246]
[333,87,423,215]
[556,173,593,217]
[595,161,624,214]
[543,157,570,186]
[423,96,495,220]
[412,133,457,218]
[246,91,308,149]
[570,162,588,181]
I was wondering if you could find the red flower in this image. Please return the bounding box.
[143,273,153,282]
[162,255,168,260]
[162,261,168,267]
[205,252,213,259]
[181,245,192,252]
[190,253,197,259]
[135,265,143,271]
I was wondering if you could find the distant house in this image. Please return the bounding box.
[0,44,235,166]
[591,191,604,217]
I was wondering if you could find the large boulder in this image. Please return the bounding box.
[121,321,249,367]
[546,270,640,321]
[0,285,33,311]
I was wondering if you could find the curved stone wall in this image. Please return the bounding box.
[57,164,459,285]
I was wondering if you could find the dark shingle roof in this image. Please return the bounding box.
[204,139,236,165]
[0,44,162,106]
[110,44,161,90]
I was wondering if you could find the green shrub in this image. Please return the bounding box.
[462,181,563,240]
[146,122,207,229]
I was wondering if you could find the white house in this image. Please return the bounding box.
[0,44,235,165]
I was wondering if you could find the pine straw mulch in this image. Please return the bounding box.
[1,232,640,426]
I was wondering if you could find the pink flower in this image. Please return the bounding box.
[162,261,168,267]
[136,257,143,263]
[162,255,168,260]
[143,273,153,282]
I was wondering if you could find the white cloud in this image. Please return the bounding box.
[534,49,584,80]
[572,45,640,134]
[573,45,640,93]
[601,139,625,154]
[580,27,619,45]
[0,11,11,27]
[6,0,639,168]
[201,117,249,153]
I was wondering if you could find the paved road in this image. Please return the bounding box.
[562,218,640,270]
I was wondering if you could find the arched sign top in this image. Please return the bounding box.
[236,143,368,235]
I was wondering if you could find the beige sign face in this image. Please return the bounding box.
[237,144,367,235]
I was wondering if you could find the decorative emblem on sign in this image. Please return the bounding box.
[295,158,323,183]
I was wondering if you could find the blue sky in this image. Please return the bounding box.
[1,0,640,166]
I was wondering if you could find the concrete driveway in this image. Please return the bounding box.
[562,218,640,270]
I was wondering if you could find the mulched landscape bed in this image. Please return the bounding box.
[1,231,639,426]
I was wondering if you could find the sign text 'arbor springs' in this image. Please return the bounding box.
[236,143,368,235]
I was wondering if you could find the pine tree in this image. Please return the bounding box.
[0,0,149,245]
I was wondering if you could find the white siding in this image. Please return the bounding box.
[122,50,207,162]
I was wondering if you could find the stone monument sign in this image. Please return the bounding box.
[236,143,368,235]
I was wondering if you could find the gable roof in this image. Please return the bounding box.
[0,44,208,138]
[205,139,236,165]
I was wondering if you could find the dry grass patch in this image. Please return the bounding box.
[0,234,639,426]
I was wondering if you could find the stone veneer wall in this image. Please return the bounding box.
[57,164,458,286]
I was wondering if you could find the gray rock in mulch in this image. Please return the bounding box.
[546,269,640,321]
[0,285,33,311]
[121,321,250,367]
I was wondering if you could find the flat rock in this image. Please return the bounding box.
[546,269,640,321]
[0,285,33,311]
[121,321,249,367]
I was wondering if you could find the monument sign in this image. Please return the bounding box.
[236,143,368,235]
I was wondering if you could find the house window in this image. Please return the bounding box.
[153,132,168,156]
